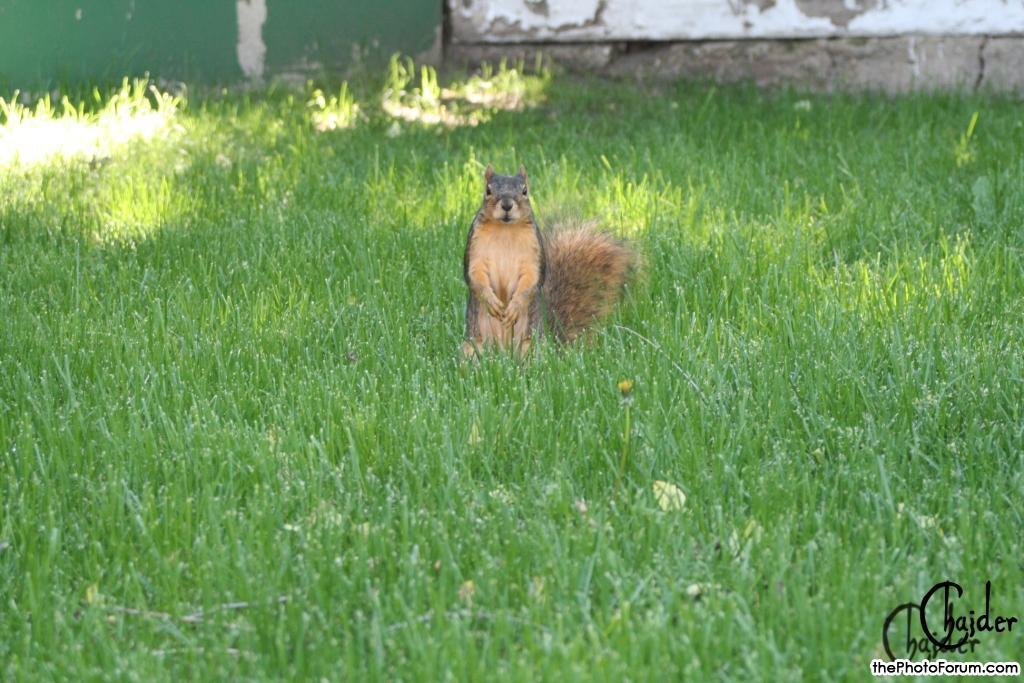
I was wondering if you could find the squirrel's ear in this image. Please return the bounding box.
[518,164,528,181]
[484,164,494,181]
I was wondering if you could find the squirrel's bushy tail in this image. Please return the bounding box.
[542,219,637,343]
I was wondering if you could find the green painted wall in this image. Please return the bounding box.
[263,3,440,76]
[0,1,441,88]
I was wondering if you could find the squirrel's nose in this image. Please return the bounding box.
[500,199,513,212]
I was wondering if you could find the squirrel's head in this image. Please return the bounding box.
[481,164,532,224]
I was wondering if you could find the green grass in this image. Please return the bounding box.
[1,66,1023,681]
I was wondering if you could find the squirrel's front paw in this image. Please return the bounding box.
[484,296,505,319]
[502,299,529,327]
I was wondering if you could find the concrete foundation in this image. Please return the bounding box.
[446,36,1024,93]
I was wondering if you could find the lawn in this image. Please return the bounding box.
[1,64,1022,680]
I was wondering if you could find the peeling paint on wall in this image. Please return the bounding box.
[449,0,1024,42]
[788,0,879,28]
[236,0,267,79]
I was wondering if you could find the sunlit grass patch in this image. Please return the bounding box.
[813,233,974,321]
[0,78,181,168]
[381,55,550,127]
[446,59,551,110]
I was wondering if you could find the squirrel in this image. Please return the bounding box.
[462,164,637,357]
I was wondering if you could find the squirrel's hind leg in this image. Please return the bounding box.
[511,312,534,358]
[463,292,488,360]
[461,339,483,361]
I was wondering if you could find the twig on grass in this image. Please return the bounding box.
[151,646,248,658]
[384,607,553,638]
[104,595,290,624]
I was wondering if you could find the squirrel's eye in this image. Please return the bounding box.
[486,186,492,196]
[522,187,528,196]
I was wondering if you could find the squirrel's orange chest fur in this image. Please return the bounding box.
[466,220,541,303]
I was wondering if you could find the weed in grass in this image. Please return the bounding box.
[307,83,360,132]
[954,110,980,167]
[617,378,634,491]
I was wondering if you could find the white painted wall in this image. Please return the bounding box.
[449,0,1024,42]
